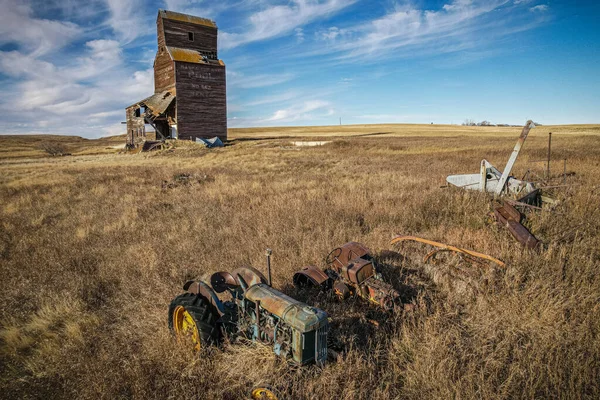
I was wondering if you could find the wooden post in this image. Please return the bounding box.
[563,159,567,185]
[546,132,552,179]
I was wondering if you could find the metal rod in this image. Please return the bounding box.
[255,300,260,340]
[496,120,534,195]
[563,159,567,185]
[265,248,272,286]
[546,132,552,179]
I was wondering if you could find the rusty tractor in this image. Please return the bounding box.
[293,242,401,311]
[169,263,328,366]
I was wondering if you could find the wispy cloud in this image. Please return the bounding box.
[220,0,356,49]
[530,4,549,12]
[0,0,81,56]
[301,0,549,62]
[105,0,152,43]
[266,100,332,122]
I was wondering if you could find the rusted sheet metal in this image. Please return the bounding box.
[390,236,506,267]
[159,9,217,28]
[494,202,540,249]
[245,284,328,333]
[183,280,226,315]
[346,258,374,285]
[167,46,225,65]
[327,242,371,268]
[231,266,267,289]
[293,265,329,287]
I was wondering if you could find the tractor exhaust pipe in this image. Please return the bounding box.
[266,248,273,286]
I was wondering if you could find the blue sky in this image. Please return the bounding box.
[0,0,598,137]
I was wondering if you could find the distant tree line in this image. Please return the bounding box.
[462,119,543,127]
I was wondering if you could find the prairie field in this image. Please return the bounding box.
[1,123,599,399]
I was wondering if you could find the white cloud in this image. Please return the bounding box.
[220,0,356,49]
[316,26,354,41]
[267,100,331,122]
[295,28,305,43]
[105,0,150,43]
[530,4,549,12]
[297,0,551,62]
[0,0,81,55]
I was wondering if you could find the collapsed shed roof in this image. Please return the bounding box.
[127,91,175,117]
[158,9,217,28]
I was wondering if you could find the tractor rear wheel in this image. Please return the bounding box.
[168,293,220,351]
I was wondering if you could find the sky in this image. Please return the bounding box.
[0,0,599,138]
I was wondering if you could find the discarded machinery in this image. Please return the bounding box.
[446,120,537,198]
[169,257,328,366]
[293,242,402,311]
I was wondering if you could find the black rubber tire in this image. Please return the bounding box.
[168,292,220,347]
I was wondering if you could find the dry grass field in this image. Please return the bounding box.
[1,123,599,399]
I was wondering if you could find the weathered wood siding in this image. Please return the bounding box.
[157,14,166,49]
[154,49,175,93]
[125,106,146,146]
[175,62,227,141]
[162,19,218,57]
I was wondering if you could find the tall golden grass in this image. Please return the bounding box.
[1,124,599,399]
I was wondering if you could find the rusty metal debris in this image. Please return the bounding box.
[493,202,540,249]
[293,242,403,311]
[390,236,505,267]
[446,120,537,198]
[169,252,328,365]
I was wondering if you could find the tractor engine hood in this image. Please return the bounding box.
[244,283,328,333]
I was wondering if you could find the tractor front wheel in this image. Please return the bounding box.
[168,293,220,351]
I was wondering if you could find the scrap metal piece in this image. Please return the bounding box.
[293,265,330,288]
[390,236,505,267]
[494,202,540,249]
[446,120,537,197]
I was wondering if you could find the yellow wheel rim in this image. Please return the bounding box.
[250,387,278,400]
[334,288,344,300]
[173,305,201,351]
